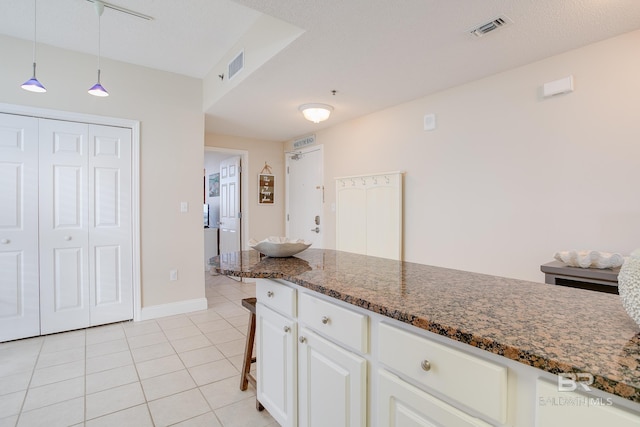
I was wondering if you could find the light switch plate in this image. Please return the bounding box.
[424,113,436,131]
[180,202,188,213]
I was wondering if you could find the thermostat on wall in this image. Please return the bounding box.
[543,75,574,97]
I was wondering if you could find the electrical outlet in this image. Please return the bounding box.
[169,269,178,281]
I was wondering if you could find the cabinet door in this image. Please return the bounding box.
[378,369,491,427]
[0,114,40,342]
[39,119,91,334]
[256,303,297,427]
[298,327,366,427]
[88,125,133,325]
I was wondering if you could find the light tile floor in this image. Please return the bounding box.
[0,274,279,427]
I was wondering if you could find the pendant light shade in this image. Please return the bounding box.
[21,0,46,93]
[88,70,109,97]
[89,1,109,97]
[298,103,333,123]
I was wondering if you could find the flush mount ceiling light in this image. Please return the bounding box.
[21,0,46,93]
[88,0,109,97]
[298,103,333,123]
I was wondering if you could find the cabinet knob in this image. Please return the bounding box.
[64,236,72,241]
[267,291,274,298]
[321,316,330,325]
[0,239,9,244]
[421,360,431,372]
[299,336,306,343]
[284,326,290,333]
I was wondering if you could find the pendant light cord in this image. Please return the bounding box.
[32,0,37,63]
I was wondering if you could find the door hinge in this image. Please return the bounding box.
[287,166,289,174]
[238,212,242,219]
[287,214,289,221]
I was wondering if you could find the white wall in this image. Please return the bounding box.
[286,29,640,282]
[1,35,205,309]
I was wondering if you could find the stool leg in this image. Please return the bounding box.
[240,312,256,391]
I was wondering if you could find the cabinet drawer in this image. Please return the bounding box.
[378,369,491,427]
[298,292,368,353]
[378,322,507,423]
[256,279,296,317]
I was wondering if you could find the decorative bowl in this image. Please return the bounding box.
[248,236,312,257]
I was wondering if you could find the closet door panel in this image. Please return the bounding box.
[0,114,40,342]
[89,125,133,325]
[39,119,90,334]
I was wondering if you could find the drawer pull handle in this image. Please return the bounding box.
[321,316,330,325]
[284,326,290,333]
[421,360,431,372]
[64,236,72,241]
[0,239,9,244]
[267,291,274,298]
[299,336,307,343]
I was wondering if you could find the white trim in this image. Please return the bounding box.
[139,298,208,321]
[0,102,143,323]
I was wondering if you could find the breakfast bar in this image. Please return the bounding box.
[211,249,640,426]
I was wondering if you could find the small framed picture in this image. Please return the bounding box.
[259,173,274,204]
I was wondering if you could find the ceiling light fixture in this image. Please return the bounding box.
[88,1,109,97]
[298,103,333,123]
[21,0,46,93]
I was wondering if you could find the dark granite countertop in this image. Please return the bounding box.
[211,249,640,404]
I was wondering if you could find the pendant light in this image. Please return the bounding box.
[21,0,46,93]
[88,0,109,97]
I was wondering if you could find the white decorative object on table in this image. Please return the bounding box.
[553,250,624,269]
[249,236,311,257]
[618,249,640,328]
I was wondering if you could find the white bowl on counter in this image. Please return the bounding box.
[248,236,312,257]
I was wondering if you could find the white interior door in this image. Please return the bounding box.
[0,113,40,342]
[219,156,241,254]
[88,125,133,325]
[38,119,91,334]
[286,146,323,247]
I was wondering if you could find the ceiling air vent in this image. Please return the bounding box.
[469,15,512,38]
[228,50,244,81]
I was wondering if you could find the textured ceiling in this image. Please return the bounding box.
[2,0,640,141]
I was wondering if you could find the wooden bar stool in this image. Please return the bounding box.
[240,297,264,411]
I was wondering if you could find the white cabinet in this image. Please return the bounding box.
[256,279,367,427]
[378,369,491,427]
[256,302,297,427]
[298,327,367,427]
[0,113,134,341]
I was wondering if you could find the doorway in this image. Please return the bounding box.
[203,147,249,267]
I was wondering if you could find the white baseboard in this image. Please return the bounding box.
[138,298,208,321]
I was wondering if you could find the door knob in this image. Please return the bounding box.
[310,227,320,233]
[64,236,72,241]
[321,316,330,325]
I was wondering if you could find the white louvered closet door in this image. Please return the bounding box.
[0,114,40,342]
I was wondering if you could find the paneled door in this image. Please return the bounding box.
[38,120,133,334]
[219,156,241,254]
[38,119,91,334]
[0,114,40,342]
[286,146,323,247]
[88,125,133,325]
